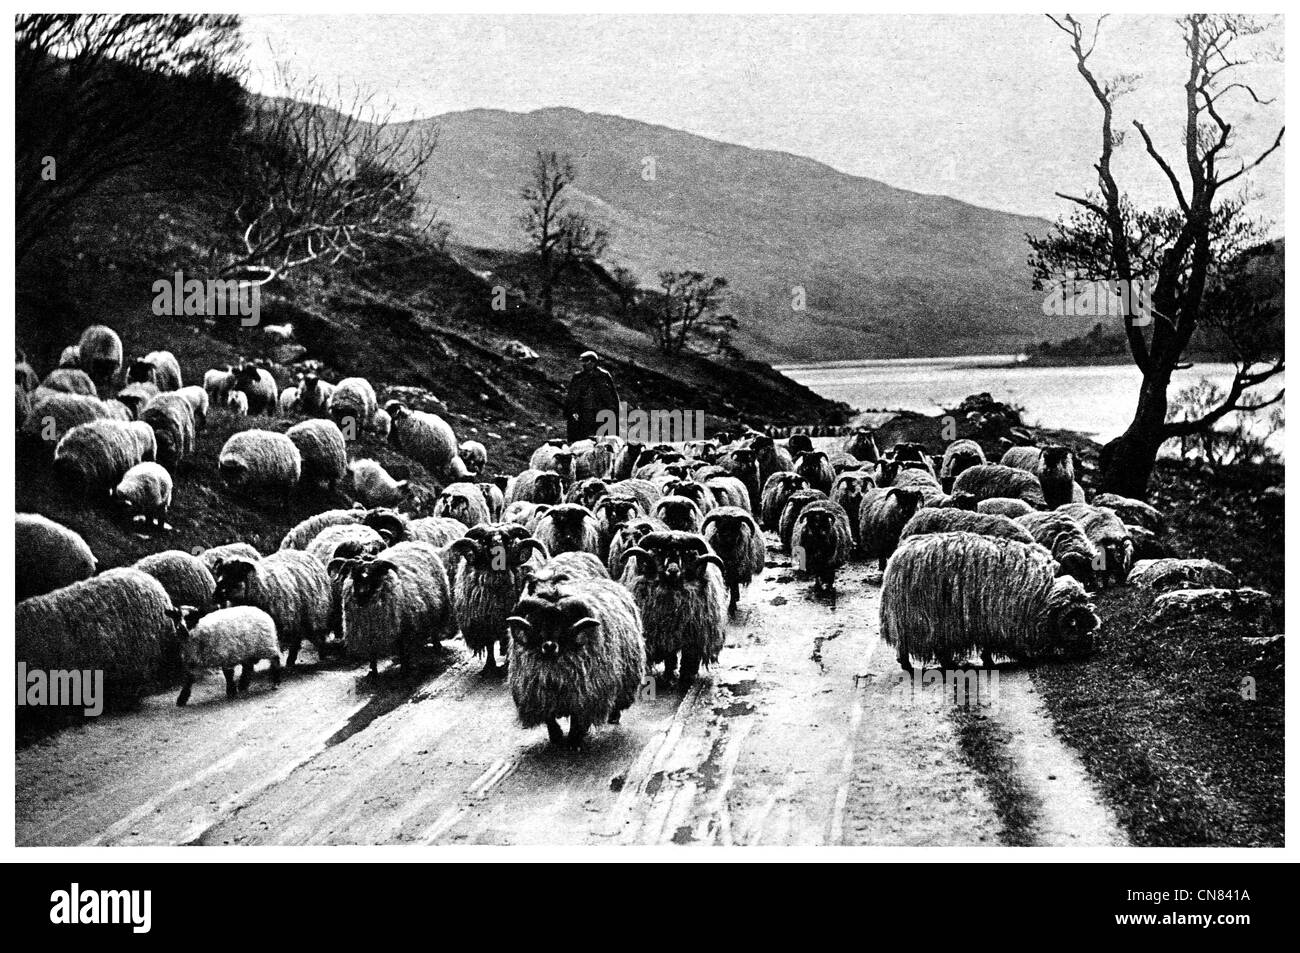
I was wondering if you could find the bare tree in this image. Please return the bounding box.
[220,68,439,284]
[651,270,730,356]
[15,14,243,263]
[518,150,608,317]
[1034,14,1283,497]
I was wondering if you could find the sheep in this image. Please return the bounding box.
[140,392,195,469]
[53,419,155,494]
[348,458,410,508]
[458,440,488,475]
[662,478,716,518]
[654,496,704,534]
[531,503,602,557]
[998,444,1077,509]
[204,365,235,407]
[717,446,762,516]
[793,450,836,493]
[21,391,111,442]
[570,439,615,480]
[592,496,645,561]
[57,345,81,369]
[778,488,830,552]
[200,542,262,575]
[858,486,925,571]
[760,472,809,531]
[363,509,467,549]
[445,523,550,673]
[704,474,752,512]
[785,433,814,458]
[232,363,279,415]
[951,463,1046,509]
[1055,503,1135,586]
[370,408,393,440]
[111,461,173,528]
[507,572,646,748]
[749,434,795,487]
[701,506,766,612]
[976,497,1034,519]
[505,469,565,506]
[789,499,854,591]
[999,445,1043,471]
[530,443,576,482]
[304,523,385,569]
[611,440,645,480]
[278,386,300,414]
[113,381,159,419]
[566,477,611,510]
[296,373,335,416]
[16,513,96,600]
[892,466,941,491]
[326,377,379,432]
[40,368,97,396]
[384,400,469,479]
[1016,511,1101,588]
[842,428,881,463]
[899,508,1037,545]
[939,439,986,491]
[212,550,332,667]
[134,550,216,614]
[77,324,124,387]
[618,530,727,688]
[1091,493,1167,534]
[339,542,455,675]
[478,482,505,520]
[286,418,348,491]
[175,385,209,430]
[127,351,182,392]
[433,482,492,528]
[522,550,609,596]
[225,390,249,418]
[606,515,669,576]
[169,605,282,705]
[219,429,302,502]
[16,568,170,707]
[881,533,1099,670]
[606,477,659,514]
[280,507,368,550]
[829,471,874,545]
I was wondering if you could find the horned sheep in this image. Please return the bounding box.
[445,523,549,672]
[339,542,455,675]
[790,499,855,591]
[857,486,925,571]
[701,506,766,612]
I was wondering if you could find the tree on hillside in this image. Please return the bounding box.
[1031,14,1283,497]
[15,14,244,263]
[220,68,440,285]
[650,270,730,356]
[518,150,609,317]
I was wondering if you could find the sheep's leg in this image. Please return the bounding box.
[546,718,565,746]
[499,635,509,668]
[223,668,238,699]
[981,649,995,670]
[238,660,254,692]
[660,651,678,684]
[877,556,887,573]
[286,641,300,668]
[679,651,701,689]
[728,581,740,615]
[568,715,590,749]
[269,656,281,688]
[481,650,497,675]
[175,677,193,707]
[897,644,913,673]
[608,707,622,725]
[369,656,379,677]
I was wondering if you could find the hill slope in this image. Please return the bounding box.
[402,106,1097,362]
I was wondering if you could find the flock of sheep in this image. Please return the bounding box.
[16,323,1174,747]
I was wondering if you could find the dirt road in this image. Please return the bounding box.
[16,536,1126,847]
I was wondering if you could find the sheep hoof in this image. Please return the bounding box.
[608,709,622,725]
[568,718,590,748]
[546,719,565,746]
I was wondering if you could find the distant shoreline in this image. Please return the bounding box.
[774,351,1238,372]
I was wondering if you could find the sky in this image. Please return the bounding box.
[241,13,1284,227]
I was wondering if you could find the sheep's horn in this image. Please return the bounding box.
[513,538,550,562]
[447,538,482,561]
[568,617,600,634]
[692,553,726,575]
[618,547,656,574]
[506,615,531,631]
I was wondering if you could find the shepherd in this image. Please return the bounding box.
[565,350,619,443]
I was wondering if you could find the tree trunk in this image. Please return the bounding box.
[1097,370,1171,498]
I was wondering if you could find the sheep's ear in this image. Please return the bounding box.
[568,617,600,645]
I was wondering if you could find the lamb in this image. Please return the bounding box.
[760,472,809,531]
[296,373,335,416]
[384,400,468,479]
[881,532,1099,670]
[1055,503,1135,586]
[21,391,111,442]
[507,570,645,747]
[53,419,155,494]
[531,503,602,557]
[1016,511,1101,588]
[793,450,836,494]
[899,508,1037,545]
[976,497,1034,519]
[458,440,488,475]
[169,605,282,705]
[433,482,492,528]
[225,390,249,415]
[653,496,704,534]
[16,513,96,600]
[951,464,1047,509]
[204,366,235,407]
[278,386,300,414]
[1091,493,1167,534]
[529,443,576,482]
[790,499,855,591]
[175,385,209,430]
[618,530,727,688]
[76,324,124,387]
[842,428,881,463]
[140,392,196,469]
[232,363,279,415]
[778,488,830,552]
[939,439,986,491]
[701,506,767,612]
[280,507,368,550]
[127,350,182,392]
[339,542,455,675]
[200,542,262,575]
[505,469,565,505]
[16,568,170,707]
[478,482,505,520]
[212,550,332,667]
[111,461,173,528]
[348,458,410,508]
[858,486,925,571]
[219,429,302,502]
[134,550,217,615]
[829,471,874,545]
[40,368,97,396]
[286,418,348,491]
[445,523,549,673]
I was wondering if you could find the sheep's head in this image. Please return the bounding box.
[621,531,723,587]
[571,478,609,511]
[126,358,155,384]
[786,433,814,456]
[833,473,872,499]
[726,447,757,470]
[348,557,399,605]
[701,508,757,545]
[797,503,839,537]
[508,592,603,662]
[767,473,807,496]
[890,442,928,464]
[539,504,596,547]
[886,487,924,519]
[212,559,257,606]
[434,487,483,526]
[1041,445,1071,471]
[449,524,547,571]
[164,605,204,666]
[382,400,409,421]
[595,496,643,531]
[364,509,408,545]
[1041,577,1099,656]
[233,364,262,386]
[531,471,564,504]
[947,490,979,511]
[653,496,702,532]
[664,479,709,510]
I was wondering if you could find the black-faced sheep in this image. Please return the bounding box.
[662,478,716,518]
[506,468,565,506]
[434,482,492,528]
[842,428,881,463]
[790,499,854,591]
[606,515,669,576]
[1016,511,1101,588]
[939,439,986,491]
[348,459,411,508]
[446,523,549,673]
[999,444,1076,509]
[53,419,155,494]
[951,463,1046,509]
[112,461,173,528]
[760,472,809,531]
[704,475,751,512]
[531,503,602,557]
[127,350,182,392]
[219,430,302,502]
[793,450,836,494]
[507,573,645,747]
[529,443,576,483]
[611,441,645,481]
[618,530,727,688]
[77,325,124,387]
[212,550,332,667]
[748,434,794,487]
[340,542,455,675]
[653,495,704,534]
[881,532,1099,670]
[829,471,874,544]
[593,496,645,561]
[287,418,348,491]
[1055,503,1135,586]
[777,488,830,552]
[140,392,195,469]
[16,513,96,600]
[858,486,925,571]
[565,477,611,511]
[570,439,616,480]
[899,508,1037,545]
[385,400,466,479]
[169,605,281,705]
[294,373,334,416]
[701,506,766,613]
[232,363,279,416]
